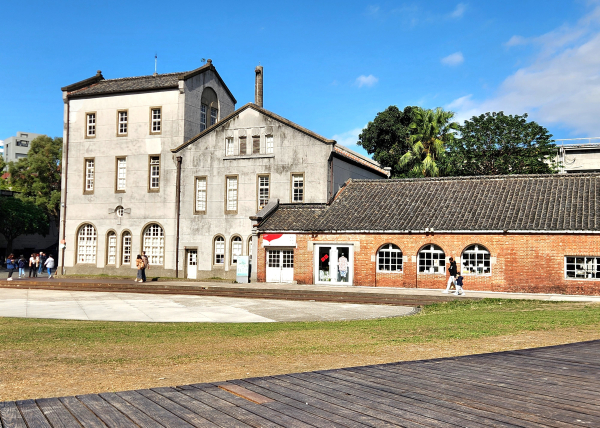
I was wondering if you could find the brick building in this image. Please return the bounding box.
[252,173,600,295]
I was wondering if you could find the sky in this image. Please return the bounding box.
[1,0,600,157]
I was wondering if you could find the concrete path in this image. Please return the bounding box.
[0,288,415,322]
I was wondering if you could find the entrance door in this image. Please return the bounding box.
[186,250,197,279]
[266,249,294,282]
[315,245,353,285]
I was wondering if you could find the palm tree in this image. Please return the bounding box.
[398,107,459,177]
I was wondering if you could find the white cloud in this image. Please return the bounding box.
[441,51,464,66]
[355,74,379,88]
[331,127,365,148]
[450,3,467,18]
[447,5,600,136]
[504,35,527,47]
[366,5,380,15]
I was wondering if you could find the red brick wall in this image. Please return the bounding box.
[257,233,600,295]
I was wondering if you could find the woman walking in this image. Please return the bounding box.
[135,255,144,282]
[28,253,37,278]
[6,254,16,281]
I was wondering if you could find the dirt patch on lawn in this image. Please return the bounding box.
[1,326,598,402]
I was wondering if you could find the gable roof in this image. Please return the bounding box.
[62,60,236,102]
[257,173,600,233]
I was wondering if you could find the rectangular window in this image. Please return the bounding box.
[226,176,238,212]
[200,104,207,131]
[565,256,600,279]
[239,137,247,155]
[225,137,235,156]
[116,158,126,191]
[258,174,270,210]
[107,234,117,264]
[195,176,207,213]
[84,158,94,193]
[149,156,160,191]
[253,136,260,154]
[150,108,161,134]
[292,173,304,202]
[122,234,131,264]
[266,135,273,154]
[86,113,96,137]
[215,239,224,264]
[210,107,218,126]
[117,110,128,136]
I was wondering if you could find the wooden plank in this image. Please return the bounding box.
[77,394,141,428]
[14,399,51,428]
[58,397,107,428]
[218,383,274,404]
[99,392,166,428]
[135,389,219,428]
[116,390,195,428]
[36,398,82,428]
[0,401,27,428]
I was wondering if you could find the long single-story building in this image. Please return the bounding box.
[251,173,600,295]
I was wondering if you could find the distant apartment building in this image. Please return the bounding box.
[556,138,600,173]
[1,132,43,164]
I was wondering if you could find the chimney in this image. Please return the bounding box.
[255,65,263,107]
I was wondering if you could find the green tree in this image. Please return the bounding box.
[0,196,50,256]
[8,135,62,223]
[0,155,7,190]
[398,107,459,177]
[444,112,558,176]
[357,106,416,177]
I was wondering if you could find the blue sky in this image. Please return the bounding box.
[1,0,600,156]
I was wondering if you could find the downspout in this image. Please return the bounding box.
[60,94,70,275]
[175,156,182,278]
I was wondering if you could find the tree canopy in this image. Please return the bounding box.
[444,112,559,176]
[0,196,49,256]
[8,135,62,221]
[357,106,416,177]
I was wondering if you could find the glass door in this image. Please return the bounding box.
[315,245,353,285]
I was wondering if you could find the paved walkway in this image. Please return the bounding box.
[2,340,599,427]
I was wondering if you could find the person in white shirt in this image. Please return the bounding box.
[44,254,55,279]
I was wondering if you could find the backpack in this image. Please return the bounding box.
[18,259,26,269]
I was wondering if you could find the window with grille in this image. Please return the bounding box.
[151,108,161,133]
[268,251,280,268]
[225,137,234,156]
[77,224,97,263]
[231,236,242,264]
[253,136,260,154]
[565,256,600,279]
[258,175,269,210]
[418,244,446,274]
[116,158,126,191]
[195,177,207,213]
[239,137,246,155]
[282,250,294,268]
[377,244,403,272]
[210,107,218,126]
[143,224,164,265]
[214,236,224,264]
[107,232,117,264]
[462,244,491,275]
[292,174,304,202]
[226,176,238,212]
[85,159,94,192]
[266,135,273,154]
[200,104,207,131]
[118,111,127,135]
[86,113,96,137]
[149,156,160,190]
[122,232,131,265]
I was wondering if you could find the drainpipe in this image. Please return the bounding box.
[60,93,70,275]
[175,156,182,278]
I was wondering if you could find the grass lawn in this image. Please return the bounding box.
[1,299,599,401]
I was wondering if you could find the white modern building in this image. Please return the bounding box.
[1,132,43,164]
[556,138,600,173]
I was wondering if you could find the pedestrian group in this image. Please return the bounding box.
[5,252,55,280]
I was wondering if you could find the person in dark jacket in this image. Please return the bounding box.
[454,272,465,296]
[39,252,47,275]
[6,254,16,281]
[18,255,27,278]
[443,256,458,293]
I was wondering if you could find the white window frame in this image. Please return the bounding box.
[116,158,126,191]
[85,159,94,193]
[265,135,274,154]
[226,176,238,212]
[118,110,128,135]
[210,107,218,126]
[200,104,207,131]
[143,224,164,265]
[122,232,132,265]
[258,175,270,210]
[225,137,235,156]
[149,156,160,190]
[377,244,403,272]
[107,232,117,265]
[461,244,491,276]
[86,113,96,137]
[77,224,97,264]
[214,236,225,265]
[418,244,446,274]
[195,176,207,213]
[231,236,242,264]
[292,173,304,202]
[565,256,600,279]
[150,108,161,134]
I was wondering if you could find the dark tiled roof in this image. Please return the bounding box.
[333,145,389,176]
[258,174,600,232]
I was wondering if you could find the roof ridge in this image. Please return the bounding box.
[349,172,600,184]
[101,72,186,82]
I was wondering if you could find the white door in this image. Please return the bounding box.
[315,245,353,285]
[187,250,197,279]
[266,249,294,283]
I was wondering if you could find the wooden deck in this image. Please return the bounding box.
[2,340,599,427]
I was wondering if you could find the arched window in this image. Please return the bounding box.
[107,231,117,265]
[418,244,446,274]
[77,224,97,264]
[143,224,164,265]
[377,244,403,272]
[122,231,132,265]
[214,236,225,264]
[461,244,491,275]
[200,87,218,131]
[231,236,242,264]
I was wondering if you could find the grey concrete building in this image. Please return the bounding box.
[59,62,387,280]
[556,138,600,173]
[1,132,43,164]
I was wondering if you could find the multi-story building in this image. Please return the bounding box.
[59,61,387,280]
[1,132,43,164]
[555,138,600,173]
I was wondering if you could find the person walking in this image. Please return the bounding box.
[38,252,46,276]
[18,255,27,278]
[135,255,144,282]
[28,253,37,278]
[6,254,16,281]
[44,254,55,279]
[443,256,458,293]
[454,272,465,296]
[34,253,40,277]
[141,251,149,282]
